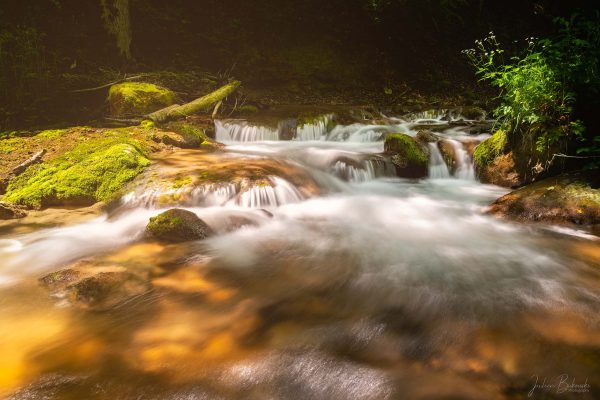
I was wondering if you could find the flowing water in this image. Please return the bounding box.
[0,110,599,399]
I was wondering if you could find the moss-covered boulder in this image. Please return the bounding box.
[146,208,213,242]
[384,133,428,179]
[473,130,507,167]
[473,130,523,187]
[3,138,150,208]
[487,170,600,229]
[108,82,176,117]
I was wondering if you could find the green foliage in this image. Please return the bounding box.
[4,137,149,208]
[473,130,507,167]
[464,13,600,161]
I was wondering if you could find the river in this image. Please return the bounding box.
[0,109,598,399]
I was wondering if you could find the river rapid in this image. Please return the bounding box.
[0,109,598,399]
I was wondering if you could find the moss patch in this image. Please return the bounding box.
[474,130,507,167]
[4,137,150,208]
[384,133,428,179]
[108,82,176,117]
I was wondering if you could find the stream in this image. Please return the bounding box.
[0,110,599,399]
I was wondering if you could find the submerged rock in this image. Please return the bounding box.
[108,82,176,117]
[0,201,26,219]
[487,170,600,228]
[384,133,428,179]
[146,208,213,242]
[40,262,152,311]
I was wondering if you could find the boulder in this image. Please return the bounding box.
[477,152,523,188]
[437,139,458,174]
[415,130,440,144]
[384,133,428,179]
[0,201,26,219]
[146,208,213,242]
[487,170,600,228]
[473,130,524,187]
[108,82,176,117]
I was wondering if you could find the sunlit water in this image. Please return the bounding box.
[0,111,599,399]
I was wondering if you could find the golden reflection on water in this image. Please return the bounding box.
[0,235,598,399]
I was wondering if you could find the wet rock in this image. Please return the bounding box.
[477,152,523,188]
[473,131,523,187]
[108,82,176,117]
[40,261,152,311]
[487,170,600,227]
[0,201,26,219]
[437,139,458,174]
[146,208,213,242]
[384,133,428,179]
[458,106,486,120]
[160,121,213,149]
[415,130,439,144]
[278,118,298,141]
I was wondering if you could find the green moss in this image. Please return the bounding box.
[147,214,183,237]
[0,137,26,154]
[165,122,209,148]
[474,130,507,167]
[172,175,192,189]
[140,120,155,130]
[239,104,259,113]
[108,82,176,116]
[4,137,150,208]
[384,133,428,165]
[36,129,70,139]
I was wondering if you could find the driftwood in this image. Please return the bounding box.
[12,149,46,176]
[71,75,143,93]
[147,81,241,123]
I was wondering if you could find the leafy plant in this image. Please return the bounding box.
[463,13,600,160]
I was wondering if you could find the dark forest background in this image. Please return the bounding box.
[0,0,598,129]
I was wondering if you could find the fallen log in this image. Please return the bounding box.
[146,80,241,123]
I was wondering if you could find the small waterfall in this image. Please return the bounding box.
[232,176,304,208]
[332,159,394,183]
[191,183,238,206]
[295,114,333,141]
[447,139,475,180]
[216,120,279,142]
[428,143,451,179]
[326,124,395,142]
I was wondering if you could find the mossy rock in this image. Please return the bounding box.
[473,130,507,168]
[3,138,150,209]
[384,133,428,179]
[0,202,26,219]
[488,170,600,227]
[146,208,213,243]
[162,122,210,149]
[108,82,176,117]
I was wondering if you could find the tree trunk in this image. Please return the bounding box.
[146,81,241,123]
